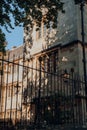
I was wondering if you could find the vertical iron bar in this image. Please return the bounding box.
[0,53,3,115]
[71,70,75,126]
[80,2,87,109]
[20,52,25,126]
[50,54,53,124]
[0,55,3,127]
[43,56,45,123]
[36,57,42,127]
[4,53,9,124]
[25,61,28,126]
[60,73,62,124]
[63,73,66,125]
[10,55,15,122]
[30,59,33,123]
[34,58,38,124]
[75,77,78,125]
[57,72,59,124]
[15,56,20,124]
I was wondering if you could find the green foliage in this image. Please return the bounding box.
[0,0,64,30]
[21,0,64,28]
[0,0,64,49]
[0,29,6,52]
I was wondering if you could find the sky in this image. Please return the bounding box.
[3,26,23,50]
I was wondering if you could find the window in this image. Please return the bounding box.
[8,86,13,97]
[40,51,58,74]
[46,51,58,73]
[0,52,3,59]
[0,61,2,70]
[8,65,12,73]
[43,22,53,37]
[7,112,9,118]
[36,28,41,40]
[53,52,58,73]
[43,24,46,37]
[14,64,17,73]
[8,86,11,97]
[13,85,16,95]
[49,21,53,32]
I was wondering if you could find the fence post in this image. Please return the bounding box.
[35,57,42,128]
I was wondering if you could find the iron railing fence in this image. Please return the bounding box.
[0,56,87,129]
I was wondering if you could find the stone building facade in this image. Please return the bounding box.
[24,0,87,77]
[0,0,87,127]
[0,46,23,123]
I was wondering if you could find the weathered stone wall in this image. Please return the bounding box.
[77,3,87,42]
[59,44,80,75]
[53,0,87,46]
[23,0,87,77]
[55,0,78,46]
[58,42,87,77]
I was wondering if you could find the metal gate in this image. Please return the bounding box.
[0,54,87,130]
